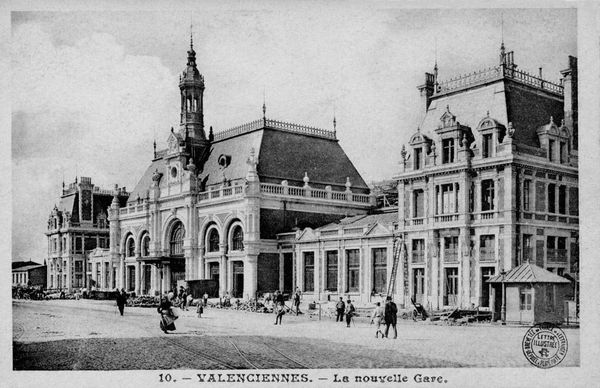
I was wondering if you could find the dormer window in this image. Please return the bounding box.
[548,140,555,162]
[414,148,423,170]
[442,138,455,164]
[482,133,493,158]
[559,142,567,163]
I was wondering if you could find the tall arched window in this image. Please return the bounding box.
[126,236,135,257]
[142,234,150,257]
[170,222,184,256]
[208,228,220,252]
[231,226,244,251]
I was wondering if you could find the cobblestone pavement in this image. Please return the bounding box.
[13,300,579,370]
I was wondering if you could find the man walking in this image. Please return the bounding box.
[345,299,355,328]
[371,302,385,338]
[116,288,127,316]
[383,296,398,339]
[335,297,345,322]
[274,290,286,325]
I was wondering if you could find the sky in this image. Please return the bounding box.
[10,5,576,262]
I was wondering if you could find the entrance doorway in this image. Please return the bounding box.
[283,253,293,293]
[127,266,135,292]
[232,261,244,298]
[480,267,495,307]
[143,265,152,294]
[209,262,220,290]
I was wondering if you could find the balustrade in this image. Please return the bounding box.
[436,65,563,96]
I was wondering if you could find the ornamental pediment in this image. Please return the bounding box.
[365,223,391,236]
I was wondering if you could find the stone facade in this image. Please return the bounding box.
[94,37,374,298]
[45,177,129,291]
[287,46,579,311]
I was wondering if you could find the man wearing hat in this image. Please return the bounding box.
[335,297,345,323]
[384,296,398,338]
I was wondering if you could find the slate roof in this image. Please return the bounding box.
[487,263,571,284]
[420,78,563,149]
[128,124,368,203]
[318,211,398,231]
[13,264,45,272]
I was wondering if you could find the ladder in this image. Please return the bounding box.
[386,235,403,298]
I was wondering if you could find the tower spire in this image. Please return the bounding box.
[333,104,337,137]
[262,88,266,124]
[500,13,506,65]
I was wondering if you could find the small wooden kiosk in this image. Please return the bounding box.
[487,263,571,325]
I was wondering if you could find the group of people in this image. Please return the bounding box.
[370,296,398,339]
[272,289,302,325]
[335,295,398,338]
[335,297,356,327]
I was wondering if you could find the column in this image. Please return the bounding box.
[140,263,145,294]
[278,253,285,292]
[135,262,141,295]
[460,227,470,308]
[198,247,205,279]
[162,264,171,294]
[339,248,346,294]
[398,181,406,226]
[150,265,158,296]
[219,256,227,297]
[244,255,258,300]
[65,257,72,292]
[227,258,234,295]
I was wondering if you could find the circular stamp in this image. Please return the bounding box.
[522,322,568,368]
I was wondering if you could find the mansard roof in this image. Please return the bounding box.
[128,119,368,203]
[420,78,563,149]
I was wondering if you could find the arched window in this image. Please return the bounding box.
[170,222,184,256]
[208,228,220,252]
[126,236,135,257]
[231,226,244,251]
[142,234,150,257]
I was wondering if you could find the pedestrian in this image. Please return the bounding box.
[196,299,204,318]
[384,296,398,339]
[274,290,286,325]
[116,288,127,316]
[187,292,193,310]
[370,302,385,338]
[345,299,355,328]
[293,290,301,315]
[167,289,174,302]
[203,292,208,307]
[335,297,345,322]
[158,295,177,333]
[181,289,188,311]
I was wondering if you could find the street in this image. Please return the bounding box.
[13,300,579,370]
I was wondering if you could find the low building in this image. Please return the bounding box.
[487,262,571,324]
[12,262,47,288]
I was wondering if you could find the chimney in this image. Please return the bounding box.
[560,56,578,150]
[417,72,435,113]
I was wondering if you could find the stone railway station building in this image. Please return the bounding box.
[45,38,578,313]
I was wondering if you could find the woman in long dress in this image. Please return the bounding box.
[158,296,177,333]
